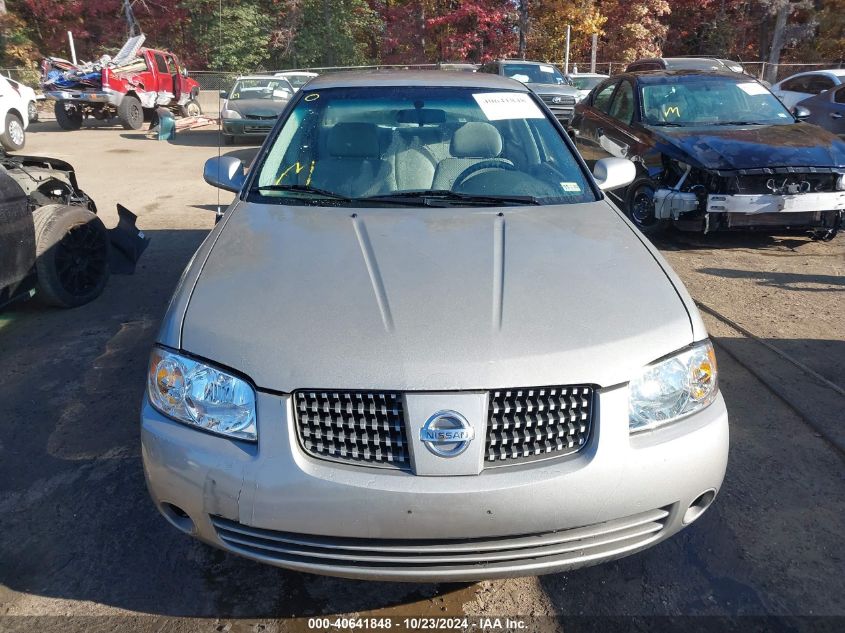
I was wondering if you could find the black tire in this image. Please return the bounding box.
[118,94,144,130]
[28,100,39,123]
[180,99,202,118]
[33,204,110,308]
[0,112,25,151]
[624,177,669,236]
[54,101,83,130]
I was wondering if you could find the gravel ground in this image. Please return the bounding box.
[0,121,843,631]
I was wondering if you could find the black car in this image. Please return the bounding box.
[571,70,845,238]
[478,59,580,123]
[0,151,147,309]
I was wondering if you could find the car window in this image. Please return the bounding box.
[592,81,617,113]
[571,76,605,91]
[833,86,845,104]
[780,76,808,92]
[805,75,835,94]
[641,75,792,126]
[501,63,567,85]
[154,54,168,74]
[230,78,292,101]
[608,80,635,125]
[253,86,595,206]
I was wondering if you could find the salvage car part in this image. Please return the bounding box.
[143,70,728,581]
[0,151,149,309]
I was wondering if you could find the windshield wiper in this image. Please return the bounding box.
[648,121,685,127]
[712,121,765,126]
[360,190,541,206]
[255,184,352,201]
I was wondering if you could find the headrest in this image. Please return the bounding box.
[450,122,503,158]
[328,122,380,158]
[396,108,447,125]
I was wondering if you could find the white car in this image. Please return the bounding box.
[6,77,42,123]
[0,75,29,151]
[772,69,845,110]
[567,72,609,102]
[273,71,318,92]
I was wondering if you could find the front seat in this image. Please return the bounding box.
[431,122,511,190]
[310,122,389,197]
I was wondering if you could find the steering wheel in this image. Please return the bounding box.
[452,160,516,190]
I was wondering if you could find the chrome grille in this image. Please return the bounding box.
[486,385,593,464]
[294,391,409,469]
[540,94,576,106]
[210,506,669,576]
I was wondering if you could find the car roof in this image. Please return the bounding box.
[569,73,608,77]
[305,70,528,91]
[276,71,318,76]
[236,75,290,81]
[624,69,756,82]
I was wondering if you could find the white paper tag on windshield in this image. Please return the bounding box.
[473,92,544,120]
[737,82,769,96]
[560,182,581,193]
[540,65,555,73]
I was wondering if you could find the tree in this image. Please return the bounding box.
[527,0,605,64]
[426,0,516,62]
[596,0,670,63]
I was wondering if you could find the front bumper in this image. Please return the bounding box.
[222,118,276,137]
[706,191,845,214]
[141,384,729,581]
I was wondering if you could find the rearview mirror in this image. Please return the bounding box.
[593,157,636,191]
[204,156,246,193]
[792,105,810,120]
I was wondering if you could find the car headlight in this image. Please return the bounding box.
[629,340,718,432]
[147,347,257,441]
[836,173,845,191]
[221,108,241,120]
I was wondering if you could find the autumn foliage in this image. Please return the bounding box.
[0,0,841,71]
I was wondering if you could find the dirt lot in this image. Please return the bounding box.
[0,120,843,632]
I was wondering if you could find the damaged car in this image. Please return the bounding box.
[42,35,201,131]
[0,151,148,308]
[571,70,845,238]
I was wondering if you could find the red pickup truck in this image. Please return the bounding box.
[42,47,201,130]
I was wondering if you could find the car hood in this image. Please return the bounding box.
[648,122,845,171]
[181,202,694,392]
[227,99,286,117]
[526,83,580,98]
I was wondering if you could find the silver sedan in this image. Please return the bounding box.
[141,71,728,581]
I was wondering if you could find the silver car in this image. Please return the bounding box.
[142,71,729,581]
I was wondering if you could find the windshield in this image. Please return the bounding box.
[641,76,793,126]
[571,76,605,91]
[281,74,313,89]
[229,78,292,101]
[253,86,594,206]
[502,63,567,86]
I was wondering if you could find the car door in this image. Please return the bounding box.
[572,78,618,163]
[598,79,640,159]
[153,53,173,100]
[806,85,845,137]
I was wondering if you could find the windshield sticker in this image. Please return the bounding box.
[540,65,555,73]
[304,93,319,102]
[737,82,769,96]
[777,112,789,118]
[560,182,581,193]
[473,92,544,120]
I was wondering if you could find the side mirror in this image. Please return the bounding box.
[204,156,246,193]
[593,157,636,191]
[793,105,810,120]
[219,90,228,99]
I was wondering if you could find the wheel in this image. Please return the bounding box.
[54,101,83,130]
[0,112,25,150]
[118,94,144,130]
[624,177,669,236]
[28,100,39,123]
[180,99,202,118]
[33,204,110,308]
